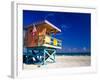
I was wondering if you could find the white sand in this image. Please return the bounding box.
[23,56,91,69]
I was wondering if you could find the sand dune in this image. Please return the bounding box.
[23,56,91,69]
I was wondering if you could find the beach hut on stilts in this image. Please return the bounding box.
[23,20,62,65]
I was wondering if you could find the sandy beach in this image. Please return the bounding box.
[23,56,91,69]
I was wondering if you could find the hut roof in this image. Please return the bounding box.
[24,20,61,33]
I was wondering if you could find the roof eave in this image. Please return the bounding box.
[45,20,61,32]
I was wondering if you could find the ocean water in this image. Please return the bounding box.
[56,52,91,56]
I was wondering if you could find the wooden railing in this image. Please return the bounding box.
[38,35,62,48]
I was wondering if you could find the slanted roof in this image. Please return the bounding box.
[24,20,61,33]
[44,20,61,32]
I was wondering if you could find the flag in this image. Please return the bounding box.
[32,24,37,36]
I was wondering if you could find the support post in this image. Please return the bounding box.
[24,47,56,65]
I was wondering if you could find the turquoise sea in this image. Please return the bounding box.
[56,52,91,56]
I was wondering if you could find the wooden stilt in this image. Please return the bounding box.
[23,47,56,65]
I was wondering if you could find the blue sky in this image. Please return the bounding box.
[23,10,91,53]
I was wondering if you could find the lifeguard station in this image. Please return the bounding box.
[23,20,62,65]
